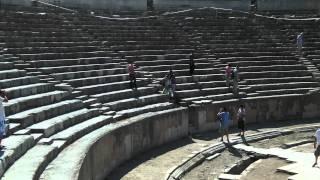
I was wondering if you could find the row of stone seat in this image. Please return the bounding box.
[1,7,319,180]
[166,8,319,99]
[0,10,178,179]
[1,50,113,178]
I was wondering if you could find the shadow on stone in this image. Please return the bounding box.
[241,135,250,146]
[225,143,243,158]
[106,137,195,180]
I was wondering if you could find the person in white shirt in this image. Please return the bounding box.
[0,90,8,149]
[313,128,320,167]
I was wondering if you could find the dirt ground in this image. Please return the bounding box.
[182,148,248,180]
[106,119,320,180]
[106,137,214,180]
[290,143,315,153]
[251,131,314,149]
[240,158,291,180]
[182,131,314,180]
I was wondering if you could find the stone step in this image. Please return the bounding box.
[0,135,35,177]
[247,88,314,97]
[135,58,210,66]
[0,76,40,89]
[38,63,121,74]
[2,145,59,180]
[104,94,168,111]
[7,45,100,54]
[201,87,231,95]
[176,82,199,90]
[220,60,299,67]
[198,81,227,89]
[0,69,26,79]
[119,49,193,56]
[209,43,291,49]
[219,55,296,63]
[248,82,319,91]
[237,64,307,72]
[7,99,83,128]
[150,68,218,78]
[76,79,150,95]
[4,83,54,99]
[64,73,134,87]
[3,36,92,43]
[5,41,102,48]
[30,56,113,67]
[176,89,201,98]
[51,68,127,81]
[240,70,311,79]
[28,108,100,137]
[91,86,157,103]
[110,44,192,51]
[126,54,190,61]
[4,90,70,116]
[115,102,175,120]
[49,115,113,145]
[193,74,225,82]
[0,62,15,70]
[213,47,296,53]
[240,76,314,84]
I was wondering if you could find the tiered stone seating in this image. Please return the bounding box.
[77,15,228,104]
[166,8,319,97]
[68,16,177,117]
[282,20,320,76]
[0,5,320,180]
[0,10,166,179]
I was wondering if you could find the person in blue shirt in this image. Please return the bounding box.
[217,107,231,143]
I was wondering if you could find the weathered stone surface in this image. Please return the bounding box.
[0,135,35,177]
[218,174,241,180]
[2,145,59,180]
[40,107,188,180]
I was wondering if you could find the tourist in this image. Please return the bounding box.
[237,105,246,136]
[189,52,195,75]
[169,69,176,98]
[162,74,171,95]
[217,107,231,143]
[232,66,239,95]
[225,64,232,88]
[297,32,304,56]
[128,61,137,89]
[313,128,320,167]
[0,90,8,149]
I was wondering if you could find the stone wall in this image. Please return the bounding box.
[75,107,189,180]
[3,0,320,11]
[189,93,320,132]
[257,0,320,11]
[154,0,250,11]
[52,93,320,180]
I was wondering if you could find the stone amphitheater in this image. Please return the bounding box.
[0,2,320,180]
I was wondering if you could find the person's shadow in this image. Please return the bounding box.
[241,135,250,146]
[224,142,243,157]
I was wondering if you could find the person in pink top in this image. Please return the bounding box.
[128,62,137,89]
[225,64,232,88]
